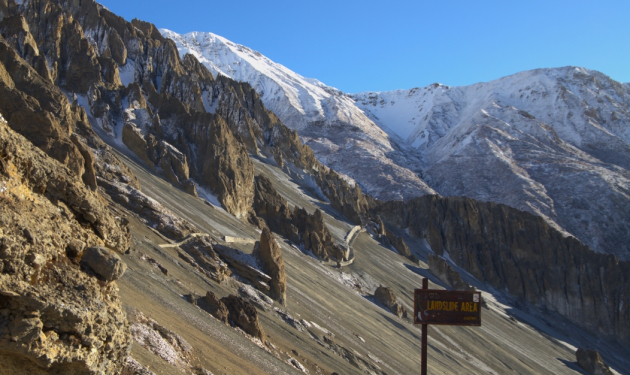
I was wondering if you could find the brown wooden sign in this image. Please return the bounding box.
[414,289,481,326]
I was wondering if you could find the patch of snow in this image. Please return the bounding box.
[119,59,136,87]
[201,90,218,114]
[195,182,223,208]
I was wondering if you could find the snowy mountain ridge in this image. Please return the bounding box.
[353,67,630,155]
[160,29,630,260]
[160,28,436,200]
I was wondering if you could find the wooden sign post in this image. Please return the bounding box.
[414,278,482,374]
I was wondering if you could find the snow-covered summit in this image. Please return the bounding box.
[160,28,436,200]
[160,30,382,138]
[353,67,630,154]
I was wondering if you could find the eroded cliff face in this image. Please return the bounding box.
[375,195,630,344]
[0,118,131,374]
[0,0,371,223]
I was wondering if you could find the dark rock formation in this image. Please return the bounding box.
[372,217,417,262]
[385,230,412,258]
[375,195,630,344]
[254,227,286,305]
[81,246,127,282]
[200,291,229,324]
[427,254,474,291]
[251,174,295,235]
[0,119,131,374]
[221,295,266,341]
[576,348,614,375]
[374,286,408,319]
[376,216,386,236]
[252,175,344,260]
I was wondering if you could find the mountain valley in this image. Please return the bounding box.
[0,1,628,374]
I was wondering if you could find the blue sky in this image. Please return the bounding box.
[98,0,629,93]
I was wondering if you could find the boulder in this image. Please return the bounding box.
[221,295,266,341]
[254,227,286,305]
[200,291,229,324]
[81,246,128,282]
[576,348,614,375]
[374,286,408,318]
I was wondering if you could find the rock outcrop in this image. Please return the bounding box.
[0,118,131,374]
[385,230,412,259]
[0,4,137,193]
[99,178,195,241]
[427,254,474,291]
[199,291,229,324]
[179,237,231,283]
[213,244,272,292]
[252,175,344,260]
[576,348,614,375]
[375,195,630,344]
[81,246,127,282]
[221,295,266,341]
[374,286,408,319]
[371,218,416,262]
[254,228,286,305]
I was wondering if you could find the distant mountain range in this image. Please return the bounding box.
[162,29,630,260]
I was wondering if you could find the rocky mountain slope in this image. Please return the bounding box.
[161,30,630,261]
[160,29,436,201]
[0,0,628,373]
[354,68,630,260]
[0,113,131,373]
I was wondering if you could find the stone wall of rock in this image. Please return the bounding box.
[375,195,630,344]
[0,118,131,374]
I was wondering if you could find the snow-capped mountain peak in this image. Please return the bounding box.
[161,28,437,201]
